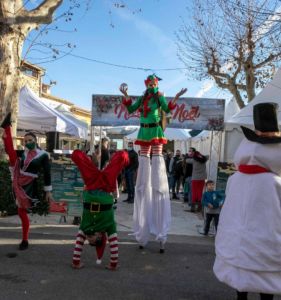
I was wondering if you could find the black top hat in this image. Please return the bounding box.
[241,102,281,144]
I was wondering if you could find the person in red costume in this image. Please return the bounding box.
[71,149,129,270]
[1,112,52,250]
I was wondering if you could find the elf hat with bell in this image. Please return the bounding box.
[241,102,281,144]
[95,233,107,264]
[144,74,162,87]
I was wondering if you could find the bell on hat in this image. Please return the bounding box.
[241,102,281,144]
[95,233,107,264]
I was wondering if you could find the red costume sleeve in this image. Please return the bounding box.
[122,97,132,107]
[168,101,176,110]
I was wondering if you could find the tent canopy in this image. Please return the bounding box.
[18,86,88,139]
[54,104,88,139]
[224,98,240,122]
[226,68,281,128]
[103,126,138,135]
[124,127,192,141]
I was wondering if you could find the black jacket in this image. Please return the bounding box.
[125,149,139,172]
[100,147,110,170]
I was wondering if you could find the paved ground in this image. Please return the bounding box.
[0,194,204,237]
[0,194,280,300]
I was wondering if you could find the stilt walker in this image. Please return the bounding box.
[71,149,129,270]
[0,112,52,250]
[120,75,187,252]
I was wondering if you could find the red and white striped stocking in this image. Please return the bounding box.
[151,144,163,156]
[72,230,86,266]
[140,145,151,157]
[108,233,118,268]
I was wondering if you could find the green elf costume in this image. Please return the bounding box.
[120,75,187,252]
[71,149,129,270]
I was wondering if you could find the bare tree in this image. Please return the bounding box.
[176,0,281,108]
[0,0,65,125]
[0,0,142,127]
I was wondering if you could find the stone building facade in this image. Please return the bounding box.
[20,61,45,95]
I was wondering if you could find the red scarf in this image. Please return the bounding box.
[142,94,152,118]
[238,165,270,174]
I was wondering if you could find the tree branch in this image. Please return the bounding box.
[0,0,63,25]
[254,53,281,69]
[233,40,244,79]
[209,69,246,108]
[21,0,63,24]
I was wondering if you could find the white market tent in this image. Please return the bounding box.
[124,127,192,154]
[221,68,281,162]
[55,104,89,139]
[220,98,243,162]
[125,127,192,141]
[18,86,88,139]
[226,68,281,128]
[195,68,281,170]
[189,98,240,153]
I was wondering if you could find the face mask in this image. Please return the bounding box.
[147,87,158,94]
[25,142,36,150]
[128,146,133,151]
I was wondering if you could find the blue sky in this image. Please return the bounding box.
[24,0,229,110]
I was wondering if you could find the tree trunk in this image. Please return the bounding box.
[244,63,256,102]
[0,23,25,135]
[229,86,245,109]
[0,0,63,133]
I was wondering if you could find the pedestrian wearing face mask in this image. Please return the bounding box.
[1,112,52,250]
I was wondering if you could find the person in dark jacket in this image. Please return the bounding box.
[183,154,193,207]
[100,137,110,170]
[1,112,52,250]
[165,150,173,192]
[123,141,139,203]
[169,150,182,199]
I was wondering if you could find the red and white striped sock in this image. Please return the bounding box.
[72,230,86,266]
[108,233,118,268]
[152,144,163,156]
[140,145,151,157]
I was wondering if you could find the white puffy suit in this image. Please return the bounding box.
[214,138,281,294]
